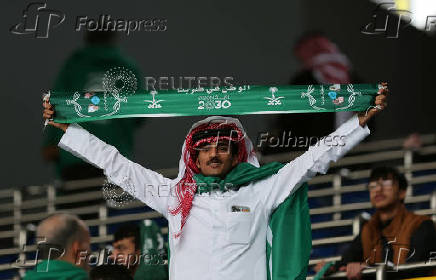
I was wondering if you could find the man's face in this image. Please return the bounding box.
[110,237,139,267]
[368,176,406,210]
[195,141,238,178]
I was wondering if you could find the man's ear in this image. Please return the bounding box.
[70,241,80,260]
[196,157,201,169]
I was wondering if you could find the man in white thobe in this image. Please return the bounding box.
[42,90,387,280]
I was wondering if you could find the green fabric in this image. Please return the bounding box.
[23,260,88,280]
[194,162,285,193]
[49,84,381,123]
[266,184,311,280]
[135,220,168,280]
[312,261,334,280]
[194,162,312,280]
[43,45,143,179]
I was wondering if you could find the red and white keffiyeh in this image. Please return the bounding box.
[169,116,259,240]
[294,34,351,84]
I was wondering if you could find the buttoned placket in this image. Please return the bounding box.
[208,190,229,280]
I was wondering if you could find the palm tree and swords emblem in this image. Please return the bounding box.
[264,87,285,105]
[144,90,165,108]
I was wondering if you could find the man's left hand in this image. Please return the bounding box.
[358,82,388,127]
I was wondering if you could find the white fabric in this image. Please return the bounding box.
[59,114,370,280]
[170,116,259,243]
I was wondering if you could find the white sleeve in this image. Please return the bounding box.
[58,123,171,218]
[261,114,370,211]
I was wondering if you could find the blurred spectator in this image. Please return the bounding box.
[262,32,365,155]
[90,264,132,280]
[314,167,436,279]
[42,30,144,181]
[24,213,90,280]
[292,31,357,129]
[403,132,436,165]
[110,221,168,280]
[110,223,140,275]
[403,133,423,150]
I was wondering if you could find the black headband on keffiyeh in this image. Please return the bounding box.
[169,120,249,238]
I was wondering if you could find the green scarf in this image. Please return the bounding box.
[49,84,381,123]
[194,162,285,193]
[135,220,169,280]
[194,162,311,280]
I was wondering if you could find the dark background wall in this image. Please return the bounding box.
[1,0,435,188]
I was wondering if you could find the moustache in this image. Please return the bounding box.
[207,158,222,165]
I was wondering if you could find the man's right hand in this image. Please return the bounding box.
[43,101,69,132]
[314,260,326,273]
[341,262,366,280]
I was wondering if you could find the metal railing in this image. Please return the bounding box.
[309,261,436,280]
[0,134,435,279]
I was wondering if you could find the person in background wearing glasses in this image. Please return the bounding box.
[314,166,436,280]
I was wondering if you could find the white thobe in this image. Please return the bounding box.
[58,115,370,280]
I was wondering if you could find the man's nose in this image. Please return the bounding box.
[208,147,217,157]
[376,179,386,190]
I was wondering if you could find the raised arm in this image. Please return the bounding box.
[43,102,171,217]
[261,114,369,211]
[261,85,389,211]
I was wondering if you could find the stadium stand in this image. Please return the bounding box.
[0,134,435,279]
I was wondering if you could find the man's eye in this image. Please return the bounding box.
[218,146,229,152]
